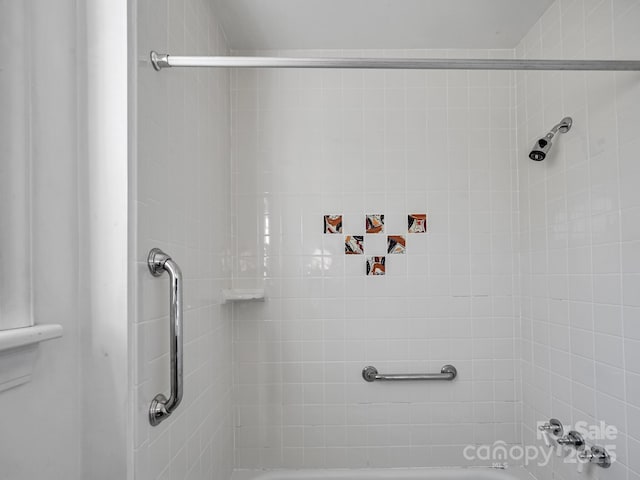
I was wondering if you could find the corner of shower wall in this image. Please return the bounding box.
[132,0,234,479]
[516,2,640,480]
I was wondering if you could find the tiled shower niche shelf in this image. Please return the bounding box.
[222,289,265,303]
[0,324,63,393]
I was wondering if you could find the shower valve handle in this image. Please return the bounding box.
[538,418,563,436]
[577,446,611,470]
[538,418,563,447]
[557,430,585,449]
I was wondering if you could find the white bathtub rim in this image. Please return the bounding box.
[232,466,536,480]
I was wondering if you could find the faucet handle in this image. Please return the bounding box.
[557,430,585,448]
[538,419,563,446]
[538,418,564,437]
[577,446,611,472]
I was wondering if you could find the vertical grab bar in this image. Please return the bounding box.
[147,248,183,426]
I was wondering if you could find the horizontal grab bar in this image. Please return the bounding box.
[362,365,457,382]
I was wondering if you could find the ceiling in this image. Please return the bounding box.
[213,0,554,51]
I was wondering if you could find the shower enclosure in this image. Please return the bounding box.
[133,1,640,476]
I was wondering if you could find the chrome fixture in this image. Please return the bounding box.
[554,428,612,472]
[557,430,585,449]
[362,364,457,382]
[577,445,611,472]
[147,248,184,426]
[150,51,640,72]
[150,52,170,70]
[529,117,573,161]
[539,418,564,436]
[538,418,564,446]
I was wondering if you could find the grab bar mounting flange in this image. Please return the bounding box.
[148,247,170,276]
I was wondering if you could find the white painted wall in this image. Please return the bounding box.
[0,0,33,331]
[83,0,129,477]
[0,2,82,476]
[516,1,640,480]
[213,0,555,50]
[0,0,129,478]
[230,49,521,468]
[132,0,234,479]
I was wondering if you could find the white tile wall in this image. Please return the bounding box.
[231,49,522,468]
[516,1,640,480]
[130,0,640,477]
[133,0,233,479]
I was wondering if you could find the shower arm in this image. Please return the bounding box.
[549,117,573,136]
[542,117,573,141]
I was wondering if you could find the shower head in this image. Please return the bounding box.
[529,117,573,161]
[529,137,552,161]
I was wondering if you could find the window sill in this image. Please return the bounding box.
[0,324,63,392]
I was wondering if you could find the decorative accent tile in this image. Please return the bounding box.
[324,215,342,233]
[366,256,386,275]
[387,235,406,254]
[345,235,364,255]
[365,214,384,234]
[408,214,427,233]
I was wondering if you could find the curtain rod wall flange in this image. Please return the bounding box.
[150,51,170,71]
[149,51,640,72]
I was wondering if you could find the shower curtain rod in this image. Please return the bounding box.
[150,51,640,72]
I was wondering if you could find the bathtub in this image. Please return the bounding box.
[232,467,535,480]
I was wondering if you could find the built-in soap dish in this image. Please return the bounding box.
[222,289,265,303]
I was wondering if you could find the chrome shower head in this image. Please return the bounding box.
[529,117,572,161]
[529,137,552,161]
